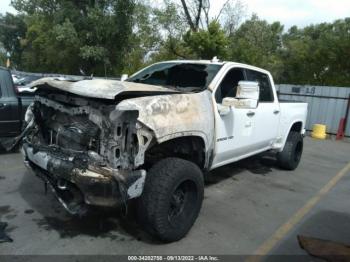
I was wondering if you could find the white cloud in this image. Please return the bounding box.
[243,0,350,28]
[0,0,16,14]
[211,0,350,29]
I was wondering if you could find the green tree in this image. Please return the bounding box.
[13,0,135,75]
[183,21,228,59]
[0,13,27,68]
[228,14,283,75]
[148,1,188,61]
[2,0,349,87]
[150,0,245,61]
[280,18,350,86]
[122,2,162,74]
[0,43,6,66]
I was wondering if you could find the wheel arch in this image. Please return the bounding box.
[290,121,303,133]
[279,120,305,152]
[144,134,209,171]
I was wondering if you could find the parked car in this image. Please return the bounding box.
[19,60,307,242]
[0,67,34,140]
[12,74,20,82]
[14,75,43,87]
[14,75,42,94]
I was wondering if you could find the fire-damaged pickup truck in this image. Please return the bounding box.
[14,60,307,242]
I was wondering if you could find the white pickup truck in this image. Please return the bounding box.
[19,60,307,242]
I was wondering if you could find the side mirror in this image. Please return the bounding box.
[234,81,259,109]
[222,97,236,107]
[218,81,260,116]
[121,74,128,82]
[221,96,258,112]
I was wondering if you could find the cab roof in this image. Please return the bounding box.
[157,59,271,75]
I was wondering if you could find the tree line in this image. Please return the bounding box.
[0,0,349,86]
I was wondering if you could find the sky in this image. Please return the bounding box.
[1,0,349,29]
[212,0,350,29]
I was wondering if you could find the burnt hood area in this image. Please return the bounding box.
[29,77,180,101]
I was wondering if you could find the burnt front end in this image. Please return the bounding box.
[22,93,152,215]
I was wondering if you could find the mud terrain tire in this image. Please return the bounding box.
[277,131,303,170]
[137,157,204,242]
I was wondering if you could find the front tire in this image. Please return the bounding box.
[277,131,303,170]
[137,158,204,242]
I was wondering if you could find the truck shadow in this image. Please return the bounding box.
[0,144,20,154]
[18,171,158,244]
[17,154,276,244]
[0,148,18,155]
[205,154,277,185]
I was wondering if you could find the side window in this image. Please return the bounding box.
[215,68,245,103]
[246,70,274,102]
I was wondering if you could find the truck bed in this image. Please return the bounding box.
[277,102,308,148]
[279,100,304,103]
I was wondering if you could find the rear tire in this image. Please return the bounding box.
[277,131,303,170]
[137,158,204,242]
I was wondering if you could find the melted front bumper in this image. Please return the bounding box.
[22,142,146,214]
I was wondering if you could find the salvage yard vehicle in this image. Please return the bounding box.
[14,75,43,94]
[15,60,307,242]
[0,67,34,141]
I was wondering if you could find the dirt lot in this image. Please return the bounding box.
[0,137,349,257]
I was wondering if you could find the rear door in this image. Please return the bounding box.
[245,69,280,149]
[0,68,20,137]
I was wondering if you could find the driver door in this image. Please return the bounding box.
[211,68,258,169]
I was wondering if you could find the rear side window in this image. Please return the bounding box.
[246,70,274,102]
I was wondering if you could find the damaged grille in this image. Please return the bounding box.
[26,94,153,172]
[34,102,100,152]
[20,92,152,214]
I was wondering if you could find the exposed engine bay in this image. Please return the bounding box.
[21,92,153,215]
[13,74,214,220]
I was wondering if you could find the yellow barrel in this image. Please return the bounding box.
[311,124,327,139]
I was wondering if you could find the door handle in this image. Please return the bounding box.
[247,111,255,117]
[273,110,280,114]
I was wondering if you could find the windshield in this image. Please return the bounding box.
[127,62,223,91]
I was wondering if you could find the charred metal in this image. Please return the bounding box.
[20,77,214,216]
[22,93,150,214]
